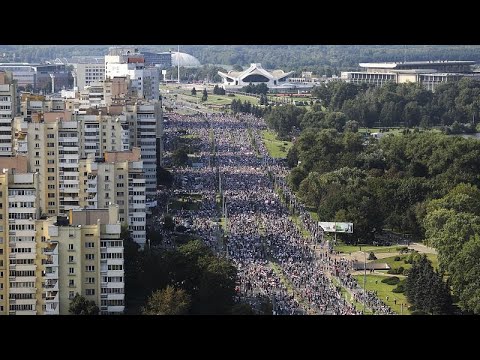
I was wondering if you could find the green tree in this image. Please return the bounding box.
[405,255,452,314]
[172,147,189,167]
[163,214,175,231]
[69,293,100,315]
[201,88,208,102]
[142,286,191,315]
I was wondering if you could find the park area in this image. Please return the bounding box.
[261,130,293,158]
[334,240,438,315]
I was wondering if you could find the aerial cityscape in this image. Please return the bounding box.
[0,45,480,315]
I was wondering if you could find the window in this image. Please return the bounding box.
[47,159,54,164]
[86,289,95,296]
[108,264,123,271]
[48,176,55,181]
[68,256,74,263]
[86,277,95,284]
[47,134,55,139]
[69,291,75,300]
[85,242,94,248]
[85,265,95,272]
[47,168,55,173]
[68,244,74,251]
[69,267,75,275]
[48,193,55,198]
[85,254,94,260]
[48,185,55,189]
[69,279,75,287]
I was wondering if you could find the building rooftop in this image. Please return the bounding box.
[360,60,475,69]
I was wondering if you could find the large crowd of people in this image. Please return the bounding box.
[158,111,393,315]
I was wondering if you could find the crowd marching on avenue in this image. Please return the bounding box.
[159,111,394,315]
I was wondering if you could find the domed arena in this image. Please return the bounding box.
[171,52,201,67]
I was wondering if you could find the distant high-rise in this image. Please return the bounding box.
[0,71,16,156]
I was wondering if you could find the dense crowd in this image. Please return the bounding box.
[159,111,393,315]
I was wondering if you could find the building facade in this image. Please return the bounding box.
[78,148,146,246]
[341,60,479,91]
[73,63,106,91]
[218,63,294,88]
[0,71,16,156]
[126,102,162,196]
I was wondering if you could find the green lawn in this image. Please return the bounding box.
[289,214,311,239]
[331,277,373,314]
[261,130,293,158]
[372,253,438,271]
[372,255,413,271]
[308,210,319,222]
[353,274,410,315]
[335,243,401,254]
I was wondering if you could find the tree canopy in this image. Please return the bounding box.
[68,294,100,315]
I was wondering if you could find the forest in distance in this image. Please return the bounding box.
[2,45,480,75]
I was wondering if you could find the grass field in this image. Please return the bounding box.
[372,253,438,271]
[289,214,311,239]
[334,243,401,254]
[353,274,410,315]
[261,130,293,158]
[331,277,373,314]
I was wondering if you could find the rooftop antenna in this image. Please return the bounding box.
[177,45,180,84]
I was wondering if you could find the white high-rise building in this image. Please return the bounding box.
[105,48,160,101]
[0,71,16,156]
[126,102,162,196]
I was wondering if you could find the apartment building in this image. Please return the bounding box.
[126,101,162,196]
[0,168,124,316]
[0,165,41,315]
[73,62,105,91]
[78,148,146,246]
[0,71,17,156]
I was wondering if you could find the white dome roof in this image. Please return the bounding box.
[171,52,201,67]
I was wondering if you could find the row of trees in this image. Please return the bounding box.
[241,83,268,95]
[266,80,480,138]
[311,79,480,129]
[284,127,480,314]
[230,99,265,118]
[124,231,241,315]
[287,130,480,244]
[7,45,480,76]
[213,85,226,95]
[422,184,480,314]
